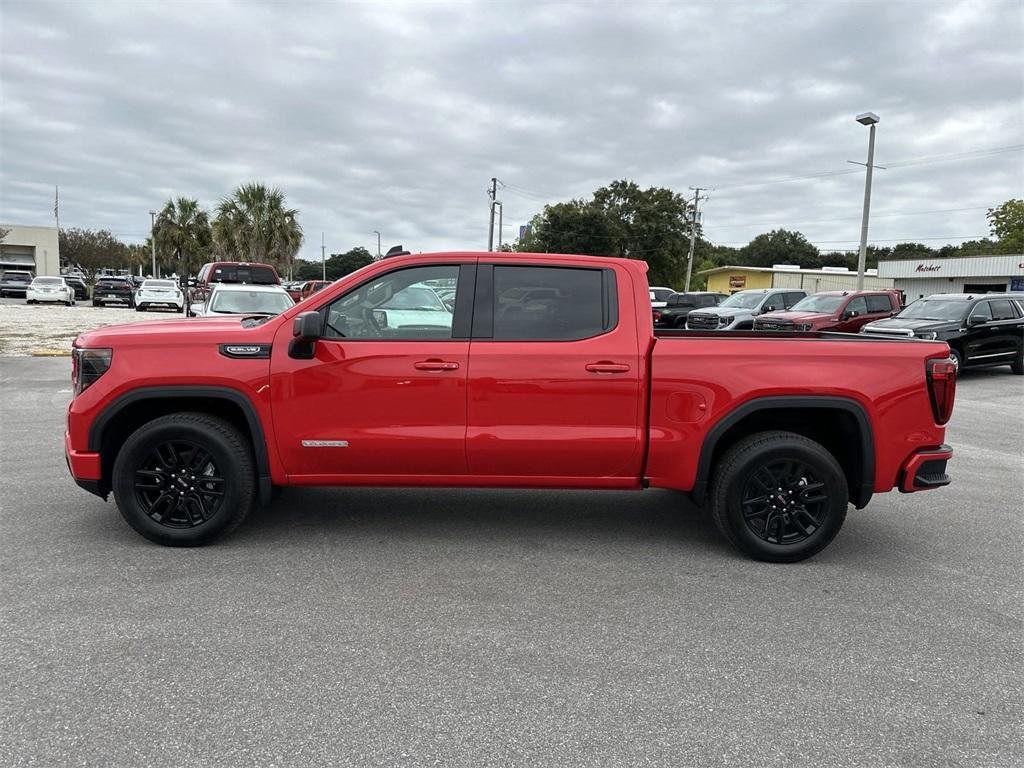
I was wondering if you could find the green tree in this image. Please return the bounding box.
[58,228,130,279]
[293,247,374,281]
[738,229,820,269]
[153,197,212,279]
[213,183,303,278]
[514,180,694,286]
[987,199,1024,253]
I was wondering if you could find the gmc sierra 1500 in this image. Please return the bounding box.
[65,252,956,562]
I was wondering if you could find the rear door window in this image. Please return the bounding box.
[990,299,1019,320]
[491,266,611,341]
[866,294,893,313]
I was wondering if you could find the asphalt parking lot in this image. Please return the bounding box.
[1,357,1021,767]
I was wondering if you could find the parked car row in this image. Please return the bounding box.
[657,286,1022,374]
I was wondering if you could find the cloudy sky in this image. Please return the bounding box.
[1,0,1021,263]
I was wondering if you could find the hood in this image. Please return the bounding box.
[75,316,277,348]
[758,310,833,323]
[863,317,959,333]
[690,305,756,317]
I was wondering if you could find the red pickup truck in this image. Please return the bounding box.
[65,252,956,562]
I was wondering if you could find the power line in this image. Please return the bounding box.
[712,144,1023,191]
[707,205,990,230]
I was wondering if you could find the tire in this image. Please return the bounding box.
[709,430,849,563]
[112,412,256,546]
[949,347,963,373]
[1011,345,1023,375]
[674,316,688,328]
[93,300,102,307]
[136,304,146,312]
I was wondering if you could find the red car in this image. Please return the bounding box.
[65,251,955,562]
[298,280,330,301]
[753,290,901,332]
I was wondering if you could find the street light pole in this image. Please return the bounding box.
[373,230,381,259]
[149,210,158,277]
[855,112,880,291]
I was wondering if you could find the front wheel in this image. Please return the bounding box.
[1012,346,1023,375]
[112,412,256,546]
[710,431,848,562]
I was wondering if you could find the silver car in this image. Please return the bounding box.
[190,283,295,317]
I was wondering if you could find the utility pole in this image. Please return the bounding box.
[487,177,498,251]
[149,210,158,277]
[683,187,707,292]
[321,232,326,281]
[373,230,381,259]
[854,112,881,290]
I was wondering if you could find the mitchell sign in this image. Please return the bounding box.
[915,264,941,272]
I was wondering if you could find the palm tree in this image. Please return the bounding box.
[153,197,212,279]
[212,183,304,279]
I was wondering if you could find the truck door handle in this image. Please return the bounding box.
[414,359,460,371]
[585,362,631,374]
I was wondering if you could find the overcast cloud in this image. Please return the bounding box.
[1,0,1022,262]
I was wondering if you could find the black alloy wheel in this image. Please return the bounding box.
[740,460,828,545]
[710,430,848,562]
[132,439,226,528]
[112,412,255,545]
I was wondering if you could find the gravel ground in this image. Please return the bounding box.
[0,357,1021,767]
[0,297,179,355]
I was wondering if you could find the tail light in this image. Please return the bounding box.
[652,311,662,322]
[926,358,956,425]
[72,347,113,395]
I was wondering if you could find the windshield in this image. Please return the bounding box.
[382,286,446,311]
[720,292,766,309]
[143,280,176,289]
[210,289,293,315]
[898,299,968,321]
[33,277,62,286]
[4,272,31,280]
[790,295,844,313]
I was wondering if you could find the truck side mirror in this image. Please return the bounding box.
[289,311,322,359]
[844,310,859,319]
[968,314,987,326]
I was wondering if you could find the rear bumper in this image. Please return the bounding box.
[899,444,953,492]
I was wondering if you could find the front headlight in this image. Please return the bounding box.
[914,331,937,340]
[719,316,734,325]
[71,348,113,395]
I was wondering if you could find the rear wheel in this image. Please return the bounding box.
[112,413,255,546]
[710,431,848,562]
[93,300,102,307]
[949,347,963,372]
[674,316,688,328]
[136,304,146,312]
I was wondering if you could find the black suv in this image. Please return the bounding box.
[1,270,34,298]
[92,277,135,307]
[861,293,1023,374]
[654,291,728,328]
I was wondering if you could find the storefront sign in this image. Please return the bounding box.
[915,264,941,272]
[729,275,746,288]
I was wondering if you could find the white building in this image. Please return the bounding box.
[0,224,60,276]
[877,254,1024,300]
